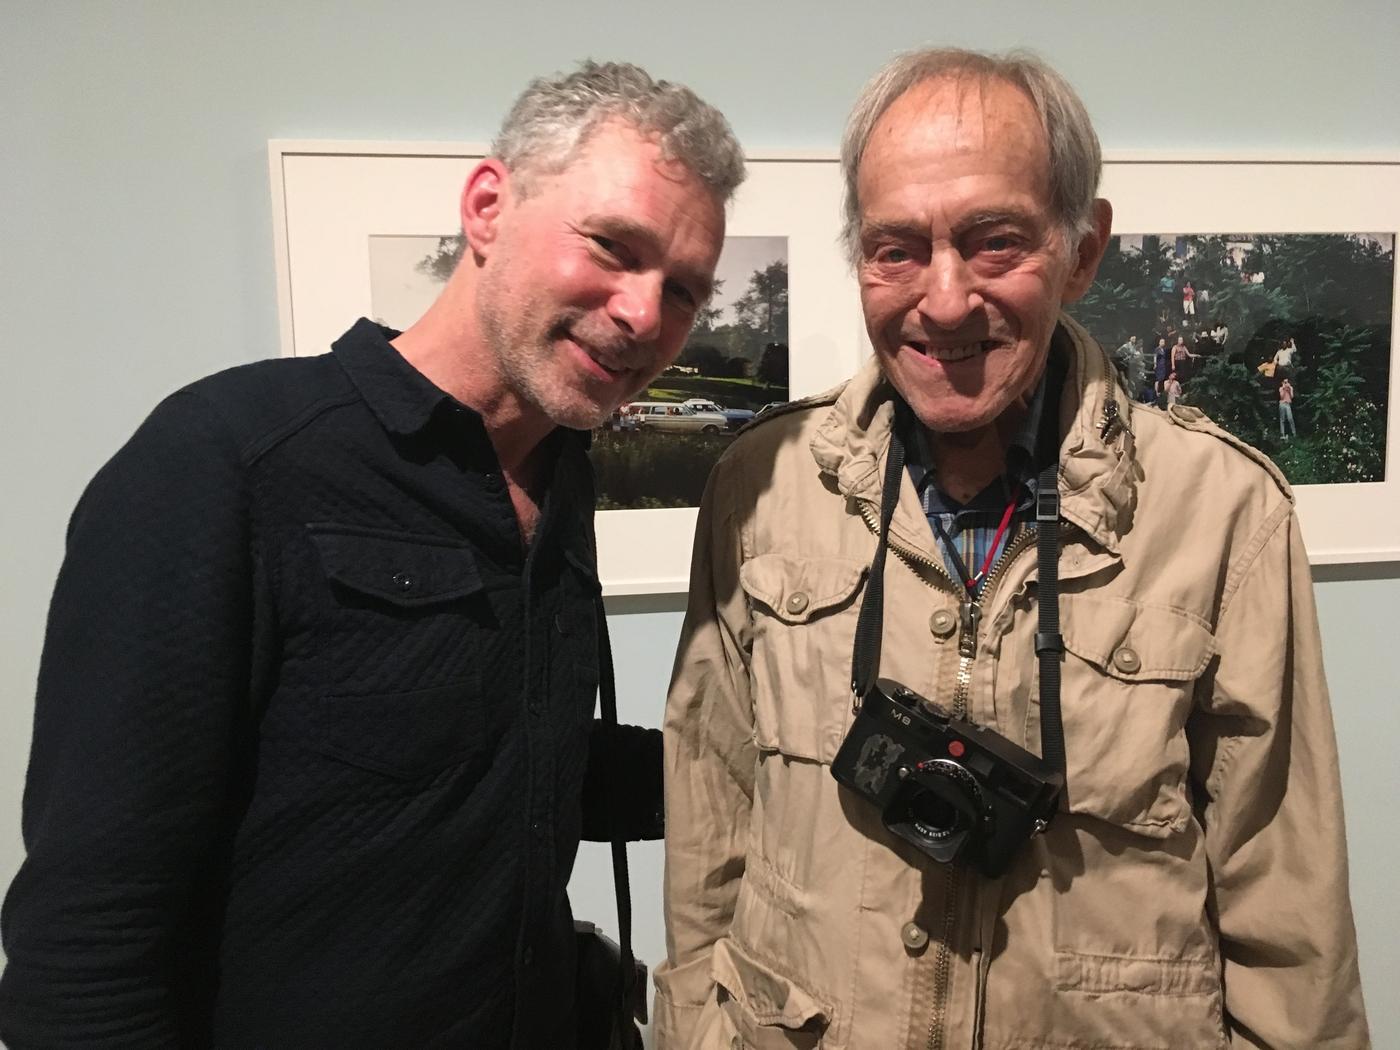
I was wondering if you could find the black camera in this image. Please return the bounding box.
[832,679,1063,878]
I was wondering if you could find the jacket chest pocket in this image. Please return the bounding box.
[278,524,498,782]
[1028,594,1223,1011]
[300,523,488,686]
[739,553,867,764]
[1040,594,1214,835]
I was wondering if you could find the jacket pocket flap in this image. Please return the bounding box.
[739,554,866,624]
[308,524,483,607]
[1061,595,1215,682]
[711,938,830,1032]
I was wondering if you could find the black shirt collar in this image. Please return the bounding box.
[332,316,595,452]
[332,318,456,437]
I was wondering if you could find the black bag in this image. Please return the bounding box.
[575,920,646,1050]
[575,600,646,1050]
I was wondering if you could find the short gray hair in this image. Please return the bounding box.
[492,60,746,203]
[840,48,1102,264]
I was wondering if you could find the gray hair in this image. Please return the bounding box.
[492,60,746,203]
[840,48,1102,264]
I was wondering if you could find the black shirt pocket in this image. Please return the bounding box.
[313,678,485,781]
[308,523,483,608]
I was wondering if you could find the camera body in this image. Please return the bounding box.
[832,679,1063,878]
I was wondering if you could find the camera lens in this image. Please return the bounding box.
[884,758,984,864]
[907,792,963,843]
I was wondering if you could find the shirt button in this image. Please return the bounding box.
[1113,646,1141,674]
[901,921,929,952]
[929,609,957,639]
[392,572,415,592]
[785,591,809,615]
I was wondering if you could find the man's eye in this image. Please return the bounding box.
[591,235,620,256]
[982,235,1016,254]
[665,281,697,309]
[875,246,912,264]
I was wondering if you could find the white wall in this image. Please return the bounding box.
[4,2,1397,1044]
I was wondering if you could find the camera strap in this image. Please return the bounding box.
[849,403,1066,776]
[849,399,910,708]
[1034,463,1065,775]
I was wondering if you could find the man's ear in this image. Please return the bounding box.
[460,158,511,257]
[1061,198,1114,304]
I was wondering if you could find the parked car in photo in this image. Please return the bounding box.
[755,400,788,417]
[625,401,728,434]
[681,398,755,431]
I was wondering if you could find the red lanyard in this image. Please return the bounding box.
[973,498,1019,589]
[931,494,1019,597]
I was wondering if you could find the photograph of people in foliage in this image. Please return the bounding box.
[1068,233,1394,486]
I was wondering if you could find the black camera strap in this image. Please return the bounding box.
[1034,463,1065,774]
[848,404,1066,776]
[850,400,911,708]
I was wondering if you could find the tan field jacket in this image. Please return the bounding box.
[655,318,1368,1049]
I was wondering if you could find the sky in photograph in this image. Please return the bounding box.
[367,233,789,331]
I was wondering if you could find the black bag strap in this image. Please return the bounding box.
[849,401,909,709]
[594,599,638,1019]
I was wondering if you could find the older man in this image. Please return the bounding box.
[1,62,740,1048]
[657,49,1367,1049]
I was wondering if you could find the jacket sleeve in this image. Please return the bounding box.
[652,461,756,1048]
[0,391,255,1048]
[1188,506,1369,1049]
[580,721,664,842]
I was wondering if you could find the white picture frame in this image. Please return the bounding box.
[269,140,866,595]
[270,145,1400,578]
[1093,154,1400,567]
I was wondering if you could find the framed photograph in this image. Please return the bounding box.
[271,146,1400,576]
[270,141,866,594]
[1073,155,1400,565]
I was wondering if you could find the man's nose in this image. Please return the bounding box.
[917,249,982,329]
[608,273,663,343]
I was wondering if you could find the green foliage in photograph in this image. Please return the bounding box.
[589,432,730,510]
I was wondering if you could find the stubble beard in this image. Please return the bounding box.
[477,282,613,432]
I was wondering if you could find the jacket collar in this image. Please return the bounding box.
[810,314,1138,554]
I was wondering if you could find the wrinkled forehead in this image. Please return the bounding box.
[859,74,1052,195]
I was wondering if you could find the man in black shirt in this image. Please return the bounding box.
[0,61,743,1048]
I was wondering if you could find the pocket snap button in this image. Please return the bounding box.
[901,921,929,951]
[929,609,957,639]
[785,591,810,615]
[1112,646,1141,673]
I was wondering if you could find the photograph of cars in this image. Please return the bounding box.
[625,402,729,434]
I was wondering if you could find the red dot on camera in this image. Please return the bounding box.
[948,741,966,758]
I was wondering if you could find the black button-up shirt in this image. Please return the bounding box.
[1,320,659,1048]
